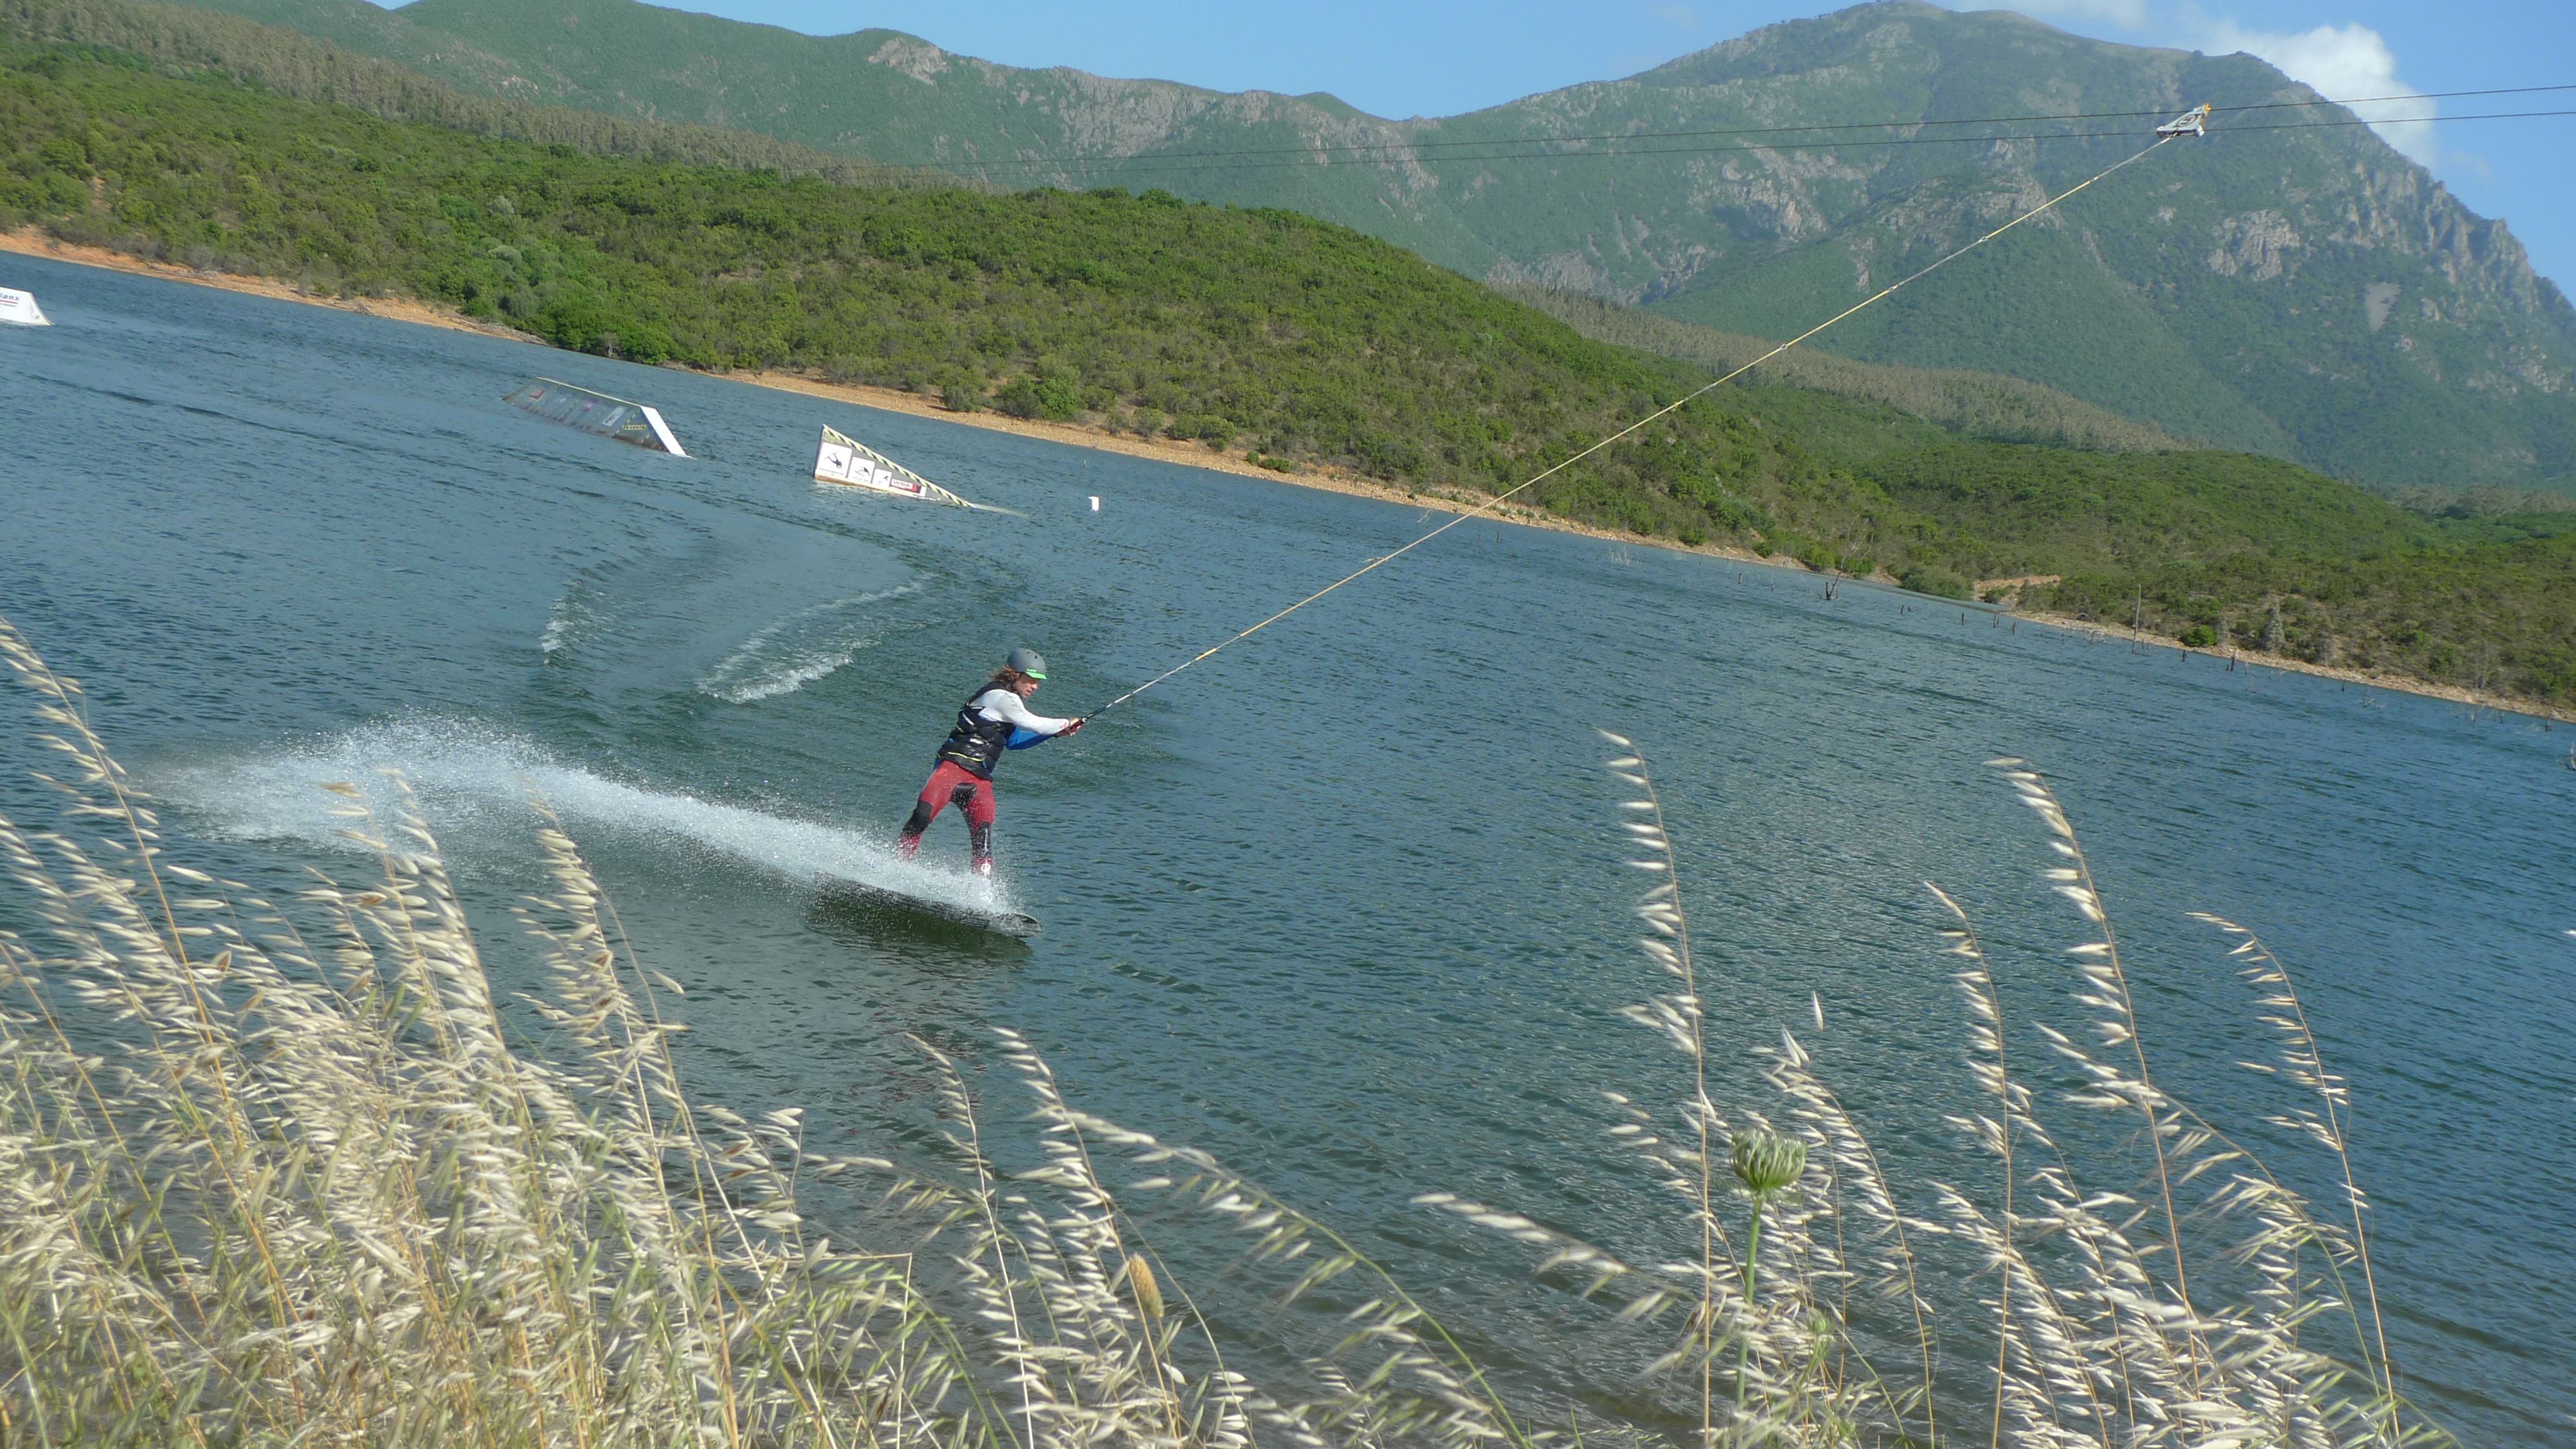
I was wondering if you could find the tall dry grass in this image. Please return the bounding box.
[0,616,2442,1447]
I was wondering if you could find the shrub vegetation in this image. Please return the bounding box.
[1498,284,2194,454]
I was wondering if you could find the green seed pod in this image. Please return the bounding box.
[1730,1131,1807,1196]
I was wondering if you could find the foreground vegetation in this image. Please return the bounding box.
[5,12,2575,700]
[0,619,2440,1444]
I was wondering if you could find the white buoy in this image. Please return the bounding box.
[1089,495,1100,512]
[0,286,51,327]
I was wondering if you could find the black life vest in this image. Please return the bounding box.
[935,687,1015,778]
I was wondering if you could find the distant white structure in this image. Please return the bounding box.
[812,425,998,511]
[502,378,685,455]
[1089,495,1100,512]
[0,287,52,327]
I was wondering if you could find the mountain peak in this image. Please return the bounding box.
[156,0,2576,489]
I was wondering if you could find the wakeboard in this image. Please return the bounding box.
[815,874,1040,937]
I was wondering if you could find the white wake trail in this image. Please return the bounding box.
[162,719,1015,913]
[695,582,923,704]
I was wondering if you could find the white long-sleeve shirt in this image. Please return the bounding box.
[971,688,1074,741]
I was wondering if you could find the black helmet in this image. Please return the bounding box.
[1006,647,1047,680]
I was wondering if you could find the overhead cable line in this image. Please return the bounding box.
[935,83,2576,172]
[952,107,2576,182]
[1083,129,2189,721]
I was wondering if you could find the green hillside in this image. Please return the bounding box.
[1644,178,2301,458]
[0,23,1923,539]
[2035,535,2576,700]
[0,0,965,184]
[129,0,2576,493]
[6,23,2575,703]
[1498,284,2196,454]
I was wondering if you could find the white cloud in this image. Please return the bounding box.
[1935,5,2444,171]
[1930,4,2452,174]
[2201,21,2439,167]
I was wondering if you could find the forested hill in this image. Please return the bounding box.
[0,0,963,185]
[5,28,2575,702]
[138,0,2576,493]
[1496,286,2193,455]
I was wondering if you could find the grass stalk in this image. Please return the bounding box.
[0,617,2446,1448]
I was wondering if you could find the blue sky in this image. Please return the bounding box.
[573,0,2575,289]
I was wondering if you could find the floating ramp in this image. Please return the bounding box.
[504,378,686,455]
[812,425,1002,511]
[0,286,51,327]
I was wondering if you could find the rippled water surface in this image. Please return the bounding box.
[5,255,2572,1442]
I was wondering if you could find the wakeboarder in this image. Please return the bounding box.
[894,647,1085,876]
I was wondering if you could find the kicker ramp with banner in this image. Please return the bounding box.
[502,378,686,455]
[0,287,51,326]
[811,425,1002,511]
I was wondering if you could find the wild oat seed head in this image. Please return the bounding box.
[1123,1256,1165,1322]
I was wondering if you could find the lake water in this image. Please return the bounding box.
[4,253,2571,1443]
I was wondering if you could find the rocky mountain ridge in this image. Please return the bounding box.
[152,0,2576,488]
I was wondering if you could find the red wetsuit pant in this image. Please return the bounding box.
[897,761,996,861]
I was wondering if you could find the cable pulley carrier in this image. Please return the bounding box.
[503,378,687,455]
[2155,103,2212,138]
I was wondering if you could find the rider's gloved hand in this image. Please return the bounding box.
[1059,716,1086,736]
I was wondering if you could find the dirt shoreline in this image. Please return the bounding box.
[2009,609,2575,723]
[734,368,1758,548]
[11,236,2567,726]
[1,228,545,341]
